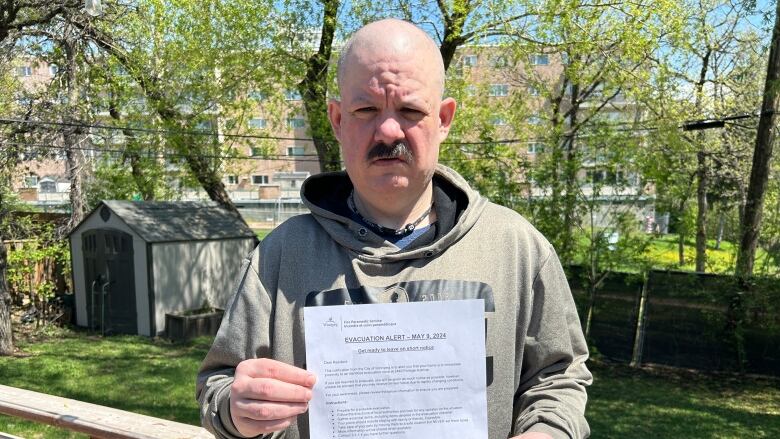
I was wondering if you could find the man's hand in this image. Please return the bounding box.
[511,433,554,439]
[230,358,317,437]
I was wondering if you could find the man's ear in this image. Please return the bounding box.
[437,97,457,141]
[327,99,342,142]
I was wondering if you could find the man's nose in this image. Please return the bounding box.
[373,113,405,145]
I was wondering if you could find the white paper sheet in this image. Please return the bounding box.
[304,299,488,439]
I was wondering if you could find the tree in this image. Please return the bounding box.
[676,0,758,272]
[502,0,683,265]
[72,0,280,216]
[736,0,780,279]
[0,0,86,356]
[0,0,81,44]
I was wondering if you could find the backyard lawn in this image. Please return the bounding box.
[0,329,778,438]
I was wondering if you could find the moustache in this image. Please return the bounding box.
[366,141,414,164]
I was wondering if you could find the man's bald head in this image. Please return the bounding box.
[337,19,446,96]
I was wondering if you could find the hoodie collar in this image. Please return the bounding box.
[301,164,487,263]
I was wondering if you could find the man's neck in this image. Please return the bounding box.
[352,183,436,231]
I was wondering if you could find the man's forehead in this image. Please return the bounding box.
[342,53,434,93]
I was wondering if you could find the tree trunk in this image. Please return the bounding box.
[693,49,710,273]
[0,237,13,356]
[559,86,581,264]
[677,198,686,266]
[438,2,469,71]
[715,210,725,250]
[736,0,780,279]
[109,105,155,200]
[64,37,87,230]
[298,0,340,173]
[695,150,708,272]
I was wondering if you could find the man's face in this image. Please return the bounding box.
[328,50,456,201]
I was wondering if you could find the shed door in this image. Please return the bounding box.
[82,229,137,334]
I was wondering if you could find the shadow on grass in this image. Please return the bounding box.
[588,361,780,438]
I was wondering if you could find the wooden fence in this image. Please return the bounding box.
[0,385,213,439]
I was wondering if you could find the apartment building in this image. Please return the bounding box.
[11,45,652,228]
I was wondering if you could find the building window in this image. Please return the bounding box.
[527,116,542,125]
[249,90,267,101]
[528,86,540,96]
[489,84,509,97]
[16,66,32,77]
[287,146,305,156]
[285,89,302,101]
[491,116,507,126]
[252,175,269,185]
[465,85,477,96]
[23,174,38,187]
[462,55,478,67]
[39,180,57,193]
[196,120,212,130]
[527,142,545,154]
[250,147,265,157]
[531,54,549,66]
[492,56,508,68]
[287,118,305,129]
[225,175,238,185]
[248,118,267,129]
[49,65,58,76]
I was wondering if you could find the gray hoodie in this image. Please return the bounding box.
[197,165,592,439]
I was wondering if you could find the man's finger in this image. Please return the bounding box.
[236,358,316,387]
[232,415,298,437]
[240,377,313,403]
[232,399,309,421]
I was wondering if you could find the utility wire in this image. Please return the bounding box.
[0,117,529,145]
[0,140,327,163]
[0,111,768,157]
[0,139,521,164]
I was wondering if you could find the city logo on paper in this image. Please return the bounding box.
[323,317,338,328]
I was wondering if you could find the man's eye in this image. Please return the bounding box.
[352,107,377,118]
[402,108,426,121]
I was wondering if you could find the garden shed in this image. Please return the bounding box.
[69,200,257,336]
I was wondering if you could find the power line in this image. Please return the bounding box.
[0,140,329,163]
[2,111,766,144]
[0,138,526,164]
[0,117,527,145]
[0,116,665,145]
[0,117,316,142]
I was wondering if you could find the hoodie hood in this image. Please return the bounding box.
[300,164,488,263]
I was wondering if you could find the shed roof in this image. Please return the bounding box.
[75,200,256,243]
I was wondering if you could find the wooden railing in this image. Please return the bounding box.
[0,385,214,439]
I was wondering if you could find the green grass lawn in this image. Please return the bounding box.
[588,362,780,438]
[575,232,779,275]
[0,329,212,438]
[642,234,779,274]
[254,228,272,240]
[1,329,778,438]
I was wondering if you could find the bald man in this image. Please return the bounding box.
[197,19,591,439]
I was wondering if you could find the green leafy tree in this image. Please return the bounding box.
[72,0,281,215]
[505,0,684,265]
